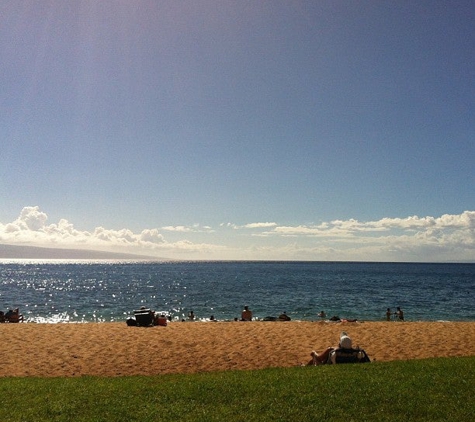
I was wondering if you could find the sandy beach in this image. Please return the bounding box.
[1,321,473,377]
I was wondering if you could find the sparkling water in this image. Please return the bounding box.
[1,260,473,323]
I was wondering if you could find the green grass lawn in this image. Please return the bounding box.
[0,357,473,421]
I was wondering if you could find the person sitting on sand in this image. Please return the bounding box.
[241,305,253,321]
[306,331,369,365]
[395,307,404,321]
[278,312,291,321]
[154,314,168,326]
[307,332,352,365]
[6,308,24,323]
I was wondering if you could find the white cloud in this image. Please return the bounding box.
[242,222,277,229]
[140,229,165,244]
[1,206,474,261]
[221,222,239,230]
[161,225,192,232]
[161,224,214,233]
[0,206,226,259]
[222,222,277,230]
[256,211,475,240]
[271,225,340,237]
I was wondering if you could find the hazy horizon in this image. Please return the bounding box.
[1,242,474,264]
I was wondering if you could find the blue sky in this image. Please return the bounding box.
[1,0,474,261]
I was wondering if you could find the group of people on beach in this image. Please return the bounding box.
[131,304,405,325]
[187,311,217,322]
[185,306,291,322]
[241,306,291,322]
[386,307,404,321]
[0,308,24,323]
[316,311,359,323]
[317,308,405,323]
[185,305,399,323]
[127,306,169,327]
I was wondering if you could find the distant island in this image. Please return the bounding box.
[0,244,162,260]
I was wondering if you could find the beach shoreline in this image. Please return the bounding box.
[1,321,474,377]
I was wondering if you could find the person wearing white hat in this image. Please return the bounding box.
[307,332,367,365]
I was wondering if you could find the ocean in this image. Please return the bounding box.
[0,260,474,323]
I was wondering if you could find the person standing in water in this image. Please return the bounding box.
[395,307,404,321]
[386,308,392,321]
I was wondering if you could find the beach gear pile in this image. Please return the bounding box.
[126,308,168,327]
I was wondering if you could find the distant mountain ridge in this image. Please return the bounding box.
[0,244,162,260]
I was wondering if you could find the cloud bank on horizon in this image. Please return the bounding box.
[1,206,474,262]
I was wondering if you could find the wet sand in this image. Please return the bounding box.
[0,321,473,377]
